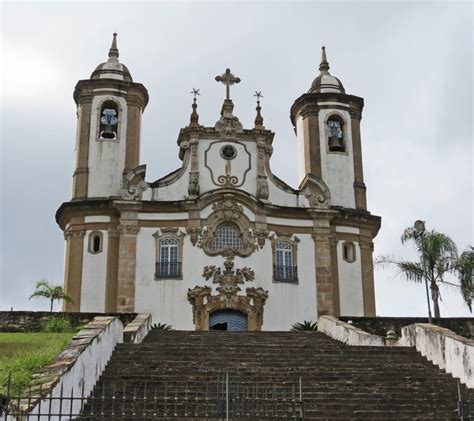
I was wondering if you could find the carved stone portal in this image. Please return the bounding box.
[187,257,268,331]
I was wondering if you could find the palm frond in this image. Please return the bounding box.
[375,256,423,283]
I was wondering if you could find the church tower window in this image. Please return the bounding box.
[342,242,356,263]
[99,101,119,140]
[158,237,181,279]
[274,241,297,282]
[210,224,243,252]
[88,231,103,254]
[327,116,345,152]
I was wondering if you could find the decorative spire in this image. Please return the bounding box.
[108,33,119,63]
[319,46,330,74]
[253,91,264,129]
[189,88,200,127]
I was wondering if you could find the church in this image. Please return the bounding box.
[56,34,381,331]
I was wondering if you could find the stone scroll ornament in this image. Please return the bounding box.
[122,165,148,200]
[187,255,268,330]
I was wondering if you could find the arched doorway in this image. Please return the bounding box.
[209,310,248,331]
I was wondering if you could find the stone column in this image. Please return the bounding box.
[330,236,341,316]
[116,205,140,312]
[312,216,335,316]
[63,228,85,311]
[302,112,322,179]
[360,236,376,316]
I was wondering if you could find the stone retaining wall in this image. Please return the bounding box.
[0,311,137,332]
[339,316,474,339]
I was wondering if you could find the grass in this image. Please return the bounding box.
[0,332,74,395]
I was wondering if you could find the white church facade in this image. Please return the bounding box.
[56,34,381,331]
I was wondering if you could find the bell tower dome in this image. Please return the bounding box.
[290,47,367,210]
[71,33,148,199]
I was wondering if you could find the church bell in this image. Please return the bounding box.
[329,135,345,152]
[100,124,116,139]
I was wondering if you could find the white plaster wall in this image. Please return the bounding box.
[337,240,364,316]
[318,108,355,208]
[296,115,306,184]
[84,215,111,223]
[87,95,128,198]
[134,227,317,331]
[80,230,108,312]
[138,212,188,220]
[27,318,123,421]
[265,176,309,208]
[267,217,313,227]
[336,226,360,234]
[198,139,257,196]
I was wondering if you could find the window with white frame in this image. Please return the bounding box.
[210,224,243,252]
[158,237,181,278]
[342,242,356,263]
[274,241,297,282]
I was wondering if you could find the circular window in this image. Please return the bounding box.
[220,145,237,160]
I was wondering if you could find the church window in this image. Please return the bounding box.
[210,224,243,252]
[274,241,297,282]
[342,241,356,263]
[327,116,345,153]
[220,144,237,160]
[158,238,181,278]
[88,231,103,254]
[99,101,119,140]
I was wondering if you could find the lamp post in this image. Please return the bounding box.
[414,220,433,324]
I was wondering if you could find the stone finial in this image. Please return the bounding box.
[215,68,241,100]
[189,88,200,127]
[253,91,264,129]
[108,33,119,63]
[385,328,399,346]
[319,46,330,74]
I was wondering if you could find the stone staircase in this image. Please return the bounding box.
[82,330,472,420]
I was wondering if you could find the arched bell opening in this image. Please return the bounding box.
[209,309,248,332]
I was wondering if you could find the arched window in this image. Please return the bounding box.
[99,101,119,140]
[274,241,297,282]
[210,224,243,252]
[159,238,181,278]
[342,242,356,263]
[327,116,345,152]
[88,231,103,254]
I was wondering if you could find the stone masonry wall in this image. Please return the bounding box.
[339,316,474,339]
[0,311,137,332]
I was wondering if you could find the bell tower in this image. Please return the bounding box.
[290,47,367,210]
[72,33,148,199]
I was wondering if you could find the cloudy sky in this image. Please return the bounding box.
[1,1,472,317]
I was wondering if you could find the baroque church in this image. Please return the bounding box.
[56,34,381,331]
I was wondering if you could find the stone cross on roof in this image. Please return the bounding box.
[215,68,241,100]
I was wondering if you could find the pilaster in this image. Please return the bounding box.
[116,203,141,312]
[360,235,376,316]
[105,227,120,312]
[311,213,336,316]
[350,109,367,210]
[72,97,92,199]
[63,221,86,311]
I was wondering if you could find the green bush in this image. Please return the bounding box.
[291,320,318,331]
[152,322,173,331]
[42,316,73,333]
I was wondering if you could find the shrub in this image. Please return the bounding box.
[291,321,318,331]
[42,316,73,333]
[152,322,173,331]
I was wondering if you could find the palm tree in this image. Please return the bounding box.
[376,226,472,318]
[29,280,74,312]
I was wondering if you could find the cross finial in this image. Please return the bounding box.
[190,88,200,100]
[108,32,119,63]
[254,91,263,101]
[254,91,264,129]
[319,45,330,73]
[215,68,241,100]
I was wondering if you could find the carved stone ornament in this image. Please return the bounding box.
[300,174,331,209]
[186,226,203,246]
[188,171,200,196]
[253,229,270,249]
[214,100,244,138]
[187,256,268,331]
[64,229,86,241]
[122,164,148,200]
[198,199,258,257]
[256,175,269,200]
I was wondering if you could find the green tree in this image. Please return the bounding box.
[29,280,74,312]
[377,227,473,318]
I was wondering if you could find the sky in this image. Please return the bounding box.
[0,1,472,317]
